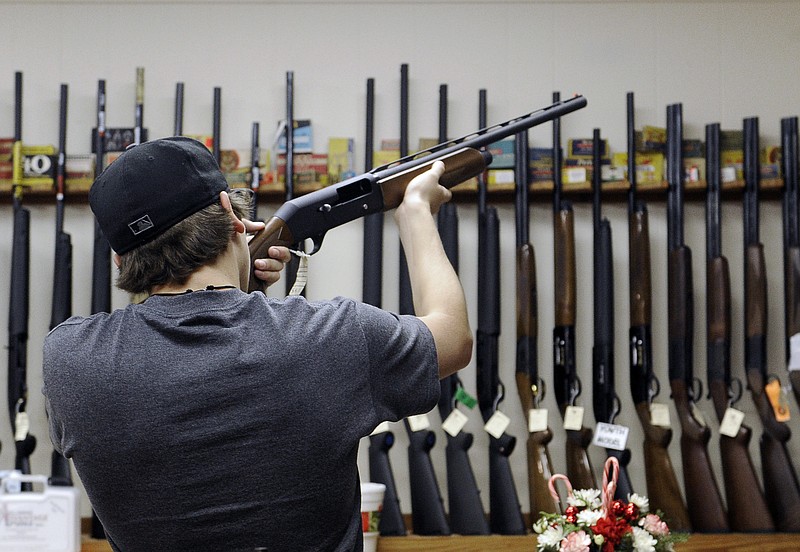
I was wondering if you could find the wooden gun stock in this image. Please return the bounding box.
[553,209,576,328]
[634,402,691,532]
[564,421,595,491]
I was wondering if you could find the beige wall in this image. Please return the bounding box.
[0,0,798,519]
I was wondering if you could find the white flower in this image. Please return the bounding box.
[632,526,657,552]
[628,493,650,514]
[536,524,565,551]
[576,508,604,526]
[533,517,550,534]
[568,489,602,509]
[593,534,605,546]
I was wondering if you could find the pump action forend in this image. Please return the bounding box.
[247,94,587,292]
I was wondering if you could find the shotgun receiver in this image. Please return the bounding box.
[590,128,633,500]
[626,93,690,531]
[513,124,558,518]
[49,83,74,488]
[665,103,728,533]
[551,91,596,491]
[436,83,490,536]
[705,121,774,532]
[781,116,800,409]
[742,116,800,532]
[247,94,587,292]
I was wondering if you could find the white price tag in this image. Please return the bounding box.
[719,407,745,438]
[288,249,310,296]
[442,409,469,437]
[528,408,549,433]
[370,421,391,435]
[563,405,584,431]
[14,412,29,441]
[484,410,511,439]
[592,422,630,451]
[407,413,431,432]
[691,402,707,427]
[789,333,800,371]
[649,403,671,428]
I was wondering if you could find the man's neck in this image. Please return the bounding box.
[150,254,241,296]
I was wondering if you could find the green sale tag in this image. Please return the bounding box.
[455,386,477,409]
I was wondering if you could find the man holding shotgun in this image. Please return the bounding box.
[41,137,472,551]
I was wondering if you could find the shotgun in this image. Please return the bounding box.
[9,71,35,478]
[246,95,587,292]
[475,88,526,535]
[133,67,144,146]
[590,128,633,500]
[513,122,558,518]
[250,122,261,221]
[212,86,221,165]
[666,103,728,532]
[49,83,74,487]
[551,91,596,491]
[742,116,800,532]
[362,78,407,536]
[283,71,305,297]
[396,67,450,537]
[90,78,110,539]
[174,82,184,136]
[626,93,691,532]
[781,116,800,409]
[436,83,490,536]
[705,121,774,532]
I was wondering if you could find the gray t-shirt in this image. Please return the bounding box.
[42,290,439,552]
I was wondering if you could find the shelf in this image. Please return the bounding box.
[79,532,800,551]
[1,177,785,206]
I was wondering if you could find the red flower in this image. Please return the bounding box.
[594,515,632,549]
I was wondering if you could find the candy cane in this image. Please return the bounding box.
[601,456,620,515]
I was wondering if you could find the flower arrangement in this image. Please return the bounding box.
[534,457,687,552]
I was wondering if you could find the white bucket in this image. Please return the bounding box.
[360,482,385,552]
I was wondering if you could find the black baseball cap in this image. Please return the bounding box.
[89,137,229,254]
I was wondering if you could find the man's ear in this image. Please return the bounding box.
[113,253,122,268]
[220,191,246,235]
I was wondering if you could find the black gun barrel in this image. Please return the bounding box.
[212,86,221,165]
[174,82,184,136]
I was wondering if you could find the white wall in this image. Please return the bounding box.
[0,0,799,522]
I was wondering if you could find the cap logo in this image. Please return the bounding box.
[129,215,155,235]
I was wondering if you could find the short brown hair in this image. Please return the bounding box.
[116,189,252,295]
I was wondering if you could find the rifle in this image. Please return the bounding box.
[436,83,490,536]
[174,82,184,136]
[781,116,800,409]
[250,121,261,220]
[133,67,144,146]
[704,121,774,531]
[665,103,728,532]
[9,70,36,479]
[475,88,526,535]
[395,67,450,537]
[513,121,558,518]
[90,78,110,540]
[362,78,407,536]
[49,83,74,487]
[626,93,690,532]
[246,93,588,293]
[742,116,800,532]
[590,128,633,500]
[551,91,596,491]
